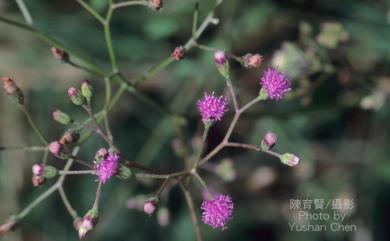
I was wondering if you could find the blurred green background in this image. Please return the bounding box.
[0,0,390,241]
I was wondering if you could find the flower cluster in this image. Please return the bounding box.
[260,68,291,100]
[197,92,228,124]
[95,151,120,184]
[201,194,234,229]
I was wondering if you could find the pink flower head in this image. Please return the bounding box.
[143,200,157,216]
[260,68,291,100]
[214,50,228,65]
[201,194,234,230]
[49,141,62,155]
[95,152,120,184]
[197,92,228,124]
[32,164,44,176]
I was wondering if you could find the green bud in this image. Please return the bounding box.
[52,110,72,125]
[280,153,300,167]
[81,80,93,103]
[258,88,268,100]
[67,87,84,106]
[116,165,132,180]
[43,165,58,178]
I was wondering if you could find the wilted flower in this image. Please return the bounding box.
[149,0,163,10]
[78,210,98,239]
[197,92,228,125]
[50,47,69,62]
[201,194,234,230]
[2,77,24,105]
[260,68,291,100]
[171,46,185,61]
[95,151,120,183]
[243,53,263,68]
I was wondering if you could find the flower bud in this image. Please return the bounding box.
[50,47,69,62]
[81,80,93,103]
[116,165,132,180]
[214,50,229,79]
[157,207,170,227]
[49,141,63,156]
[32,164,44,176]
[52,109,72,125]
[59,131,80,146]
[2,77,24,105]
[243,53,263,68]
[0,217,18,236]
[143,200,158,216]
[171,46,185,61]
[78,209,98,239]
[280,153,300,166]
[95,148,108,162]
[32,175,46,187]
[149,0,163,10]
[261,132,277,150]
[67,87,84,106]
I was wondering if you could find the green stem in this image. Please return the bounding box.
[14,0,33,26]
[92,181,103,210]
[20,105,48,145]
[0,146,47,152]
[58,170,95,175]
[112,0,149,9]
[104,6,118,73]
[193,125,210,168]
[58,187,79,219]
[133,57,174,86]
[76,0,105,24]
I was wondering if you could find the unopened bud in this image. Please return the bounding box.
[32,164,44,176]
[95,148,108,162]
[50,47,69,62]
[171,46,185,61]
[32,175,46,187]
[81,80,93,103]
[33,164,57,178]
[143,200,158,216]
[261,132,277,150]
[59,131,80,145]
[0,217,18,236]
[2,77,24,105]
[243,53,263,68]
[149,0,163,10]
[52,109,72,125]
[78,209,98,239]
[49,141,63,156]
[157,207,170,227]
[280,153,300,166]
[67,87,84,105]
[214,50,229,79]
[116,165,132,180]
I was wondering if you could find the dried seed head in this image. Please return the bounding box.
[32,175,46,187]
[50,47,69,62]
[243,53,263,68]
[59,131,80,145]
[2,77,24,105]
[0,217,18,236]
[171,46,185,61]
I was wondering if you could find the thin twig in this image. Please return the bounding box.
[112,0,149,9]
[58,187,79,219]
[14,0,33,26]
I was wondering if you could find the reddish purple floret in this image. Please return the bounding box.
[95,152,120,184]
[197,92,228,124]
[201,194,234,230]
[260,68,291,100]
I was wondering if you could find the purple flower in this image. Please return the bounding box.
[260,68,291,100]
[197,92,228,124]
[201,194,234,230]
[95,151,120,184]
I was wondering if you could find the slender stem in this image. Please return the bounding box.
[226,78,239,112]
[70,156,94,168]
[76,0,105,25]
[239,96,261,113]
[58,170,95,175]
[20,105,48,145]
[192,172,208,193]
[42,149,49,165]
[0,16,33,31]
[193,126,210,168]
[179,182,203,241]
[112,0,149,9]
[82,105,119,151]
[58,187,79,219]
[134,170,189,179]
[225,142,281,158]
[104,3,118,73]
[92,181,103,210]
[14,0,33,26]
[133,57,174,86]
[155,178,171,197]
[192,1,200,38]
[0,146,47,152]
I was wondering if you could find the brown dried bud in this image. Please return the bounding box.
[171,46,185,61]
[0,217,18,236]
[149,0,163,10]
[59,131,80,145]
[51,47,69,62]
[243,53,263,68]
[32,175,46,187]
[2,77,24,105]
